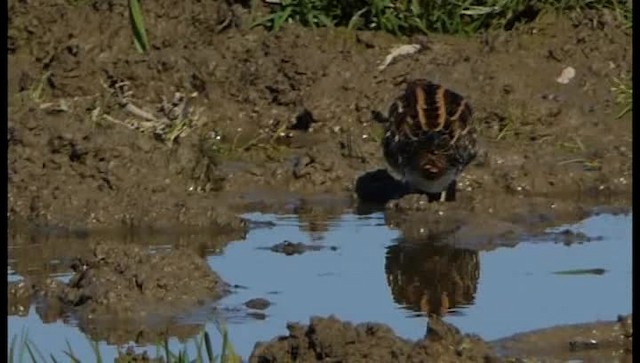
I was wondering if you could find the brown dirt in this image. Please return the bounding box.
[8,0,631,236]
[249,314,632,363]
[7,0,632,360]
[493,314,633,362]
[249,315,497,363]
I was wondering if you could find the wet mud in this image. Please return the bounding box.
[9,243,229,345]
[8,0,631,234]
[7,0,632,359]
[250,314,632,363]
[244,298,272,311]
[493,314,632,362]
[249,315,496,363]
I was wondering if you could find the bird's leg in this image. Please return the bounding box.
[405,182,445,202]
[443,180,457,202]
[406,180,457,203]
[426,192,443,203]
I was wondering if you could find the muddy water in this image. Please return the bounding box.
[7,211,631,360]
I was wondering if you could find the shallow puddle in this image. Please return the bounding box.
[7,211,632,360]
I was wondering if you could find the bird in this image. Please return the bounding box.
[380,79,477,202]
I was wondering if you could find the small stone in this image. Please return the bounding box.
[245,298,271,310]
[556,66,576,84]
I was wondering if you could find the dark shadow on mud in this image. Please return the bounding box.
[385,238,479,317]
[354,168,409,214]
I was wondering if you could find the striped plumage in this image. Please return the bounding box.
[382,79,477,202]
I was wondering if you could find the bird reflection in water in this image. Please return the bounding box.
[385,238,479,317]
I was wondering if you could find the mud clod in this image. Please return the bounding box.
[546,229,602,245]
[265,240,326,256]
[8,280,36,316]
[617,314,633,339]
[249,315,496,363]
[57,244,229,315]
[245,298,272,310]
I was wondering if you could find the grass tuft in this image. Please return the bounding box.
[9,328,240,363]
[611,75,632,119]
[252,0,631,35]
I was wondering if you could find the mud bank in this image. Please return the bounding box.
[249,314,632,363]
[8,0,632,233]
[9,243,229,345]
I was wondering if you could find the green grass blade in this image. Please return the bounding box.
[616,104,632,119]
[273,6,293,32]
[460,5,499,16]
[63,351,82,363]
[164,338,171,361]
[219,326,239,363]
[194,334,204,363]
[27,340,48,363]
[90,339,103,363]
[221,330,228,363]
[204,331,214,363]
[128,0,150,53]
[24,341,38,363]
[315,13,334,28]
[9,334,18,363]
[348,8,368,30]
[306,12,318,28]
[19,327,29,362]
[164,338,181,360]
[64,339,77,359]
[250,13,279,29]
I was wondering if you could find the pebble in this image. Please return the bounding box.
[245,298,271,310]
[556,66,576,84]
